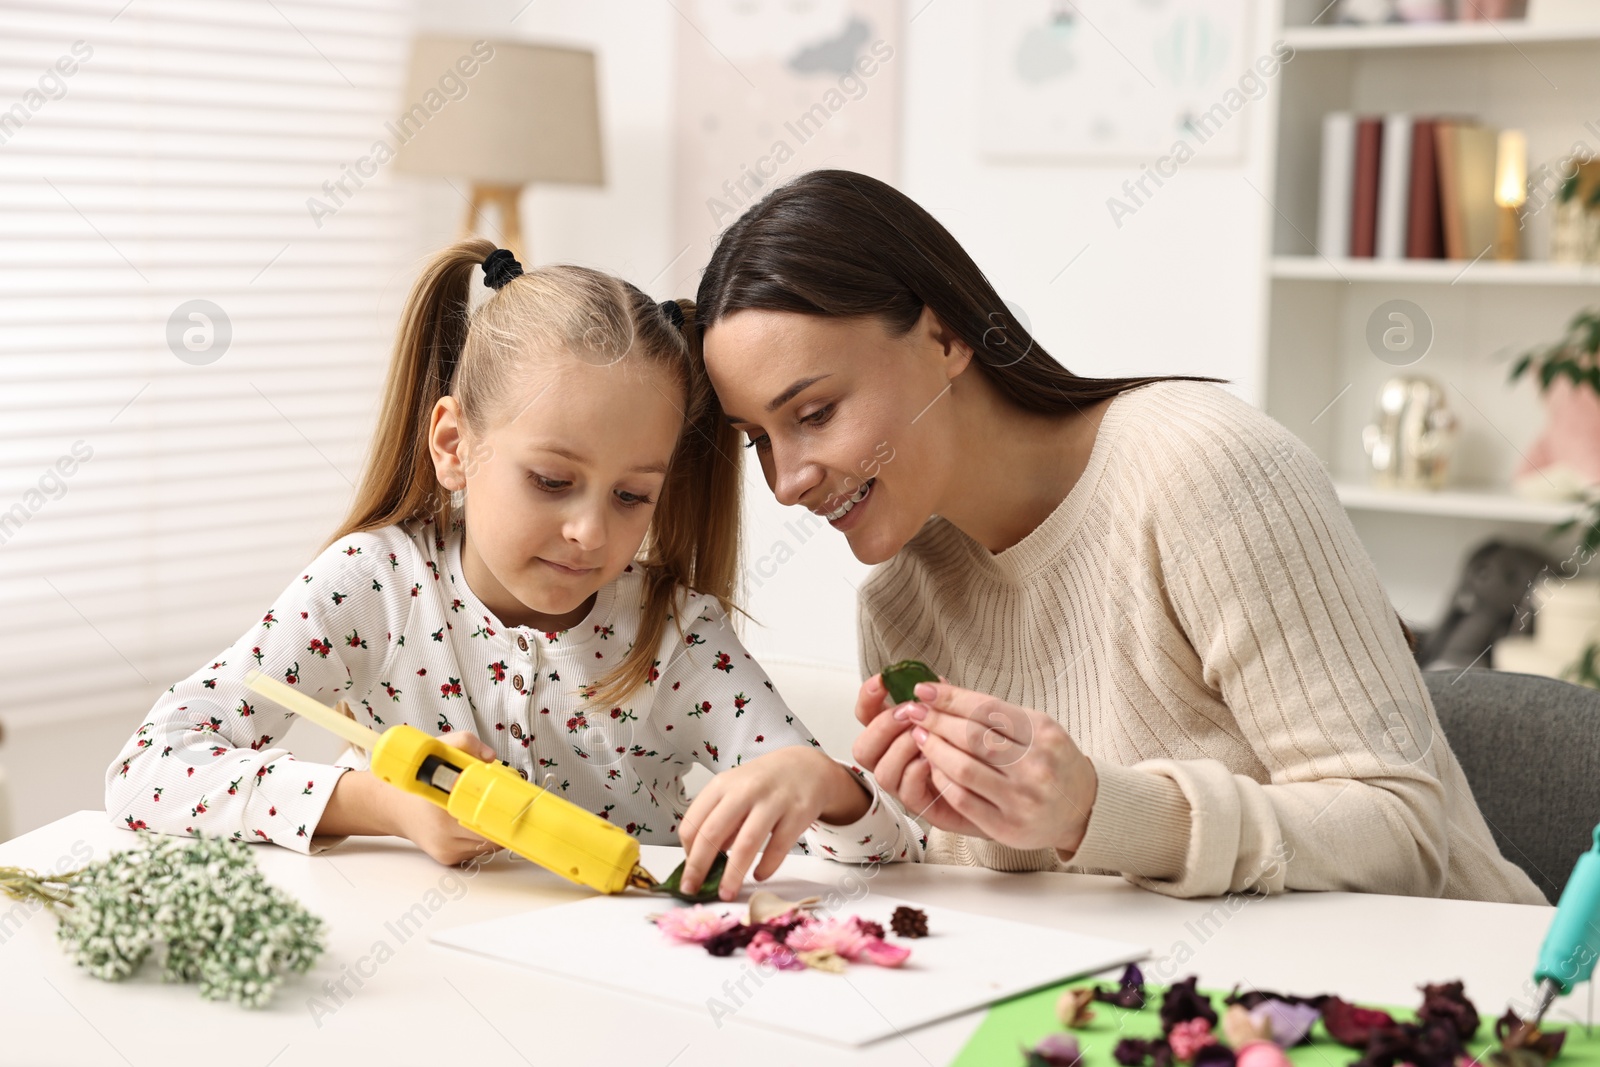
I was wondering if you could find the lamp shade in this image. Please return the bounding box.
[392,36,604,187]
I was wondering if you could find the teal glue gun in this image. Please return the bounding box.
[1529,823,1600,1025]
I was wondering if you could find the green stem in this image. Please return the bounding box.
[0,866,82,911]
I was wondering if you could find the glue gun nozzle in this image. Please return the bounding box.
[627,864,660,892]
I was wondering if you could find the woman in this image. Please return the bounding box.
[693,169,1545,905]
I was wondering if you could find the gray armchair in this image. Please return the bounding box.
[1423,668,1600,902]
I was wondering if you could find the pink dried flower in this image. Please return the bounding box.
[785,916,872,959]
[858,937,911,968]
[1170,1018,1219,1062]
[746,930,805,970]
[654,905,737,944]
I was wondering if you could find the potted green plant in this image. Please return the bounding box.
[1509,306,1600,686]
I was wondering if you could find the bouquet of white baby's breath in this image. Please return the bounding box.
[0,831,325,1008]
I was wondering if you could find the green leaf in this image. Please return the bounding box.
[651,852,729,903]
[1509,353,1533,381]
[881,659,940,705]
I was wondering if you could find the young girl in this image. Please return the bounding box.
[104,239,923,901]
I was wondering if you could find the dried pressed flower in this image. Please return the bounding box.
[890,905,929,938]
[1057,986,1098,1028]
[1096,962,1149,1009]
[1160,976,1219,1034]
[1224,1004,1271,1047]
[1192,1044,1238,1067]
[652,904,738,945]
[746,889,820,925]
[1250,998,1322,1047]
[0,832,324,1009]
[1322,997,1398,1049]
[1026,1032,1084,1067]
[1418,981,1481,1041]
[796,947,847,973]
[1234,1043,1293,1067]
[1488,1009,1567,1067]
[1169,1018,1218,1062]
[1115,1036,1175,1067]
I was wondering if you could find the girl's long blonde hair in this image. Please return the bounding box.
[328,237,744,708]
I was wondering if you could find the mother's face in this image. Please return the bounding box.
[702,307,968,566]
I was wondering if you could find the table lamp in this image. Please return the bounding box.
[393,36,605,262]
[1495,128,1528,262]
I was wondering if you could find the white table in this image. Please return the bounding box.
[0,811,1575,1067]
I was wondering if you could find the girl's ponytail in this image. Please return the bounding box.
[326,237,497,546]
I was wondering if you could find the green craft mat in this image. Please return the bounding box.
[950,978,1600,1067]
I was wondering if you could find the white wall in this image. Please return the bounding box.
[735,0,1282,674]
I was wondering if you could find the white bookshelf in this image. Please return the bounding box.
[1334,482,1584,524]
[1282,20,1600,50]
[1260,2,1600,620]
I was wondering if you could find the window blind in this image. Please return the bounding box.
[0,0,417,729]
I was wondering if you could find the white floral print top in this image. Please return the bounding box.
[105,518,925,865]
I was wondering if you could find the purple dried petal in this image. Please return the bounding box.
[1419,981,1480,1041]
[1250,998,1322,1047]
[1193,1044,1238,1067]
[1161,976,1219,1034]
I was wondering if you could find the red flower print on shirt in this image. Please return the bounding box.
[251,646,264,665]
[702,741,719,763]
[284,662,300,685]
[124,816,148,830]
[734,693,749,714]
[712,652,732,672]
[307,637,332,658]
[302,781,315,795]
[236,700,253,717]
[382,681,402,700]
[262,611,277,628]
[488,661,507,683]
[345,631,367,649]
[440,678,462,698]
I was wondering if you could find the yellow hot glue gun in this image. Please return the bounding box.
[243,670,657,895]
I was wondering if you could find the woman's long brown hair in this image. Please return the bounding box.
[694,169,1419,654]
[329,237,744,708]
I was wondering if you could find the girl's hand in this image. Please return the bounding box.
[384,732,505,867]
[898,682,1099,855]
[677,746,871,901]
[850,671,990,838]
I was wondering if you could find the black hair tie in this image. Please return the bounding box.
[482,248,524,291]
[658,299,684,328]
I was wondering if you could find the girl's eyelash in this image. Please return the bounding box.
[531,473,653,507]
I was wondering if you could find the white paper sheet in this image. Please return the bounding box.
[430,877,1148,1047]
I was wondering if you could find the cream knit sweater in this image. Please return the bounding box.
[857,380,1546,905]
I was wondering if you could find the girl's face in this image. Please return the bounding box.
[430,357,685,631]
[703,307,970,566]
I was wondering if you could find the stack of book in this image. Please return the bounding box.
[1317,113,1502,260]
